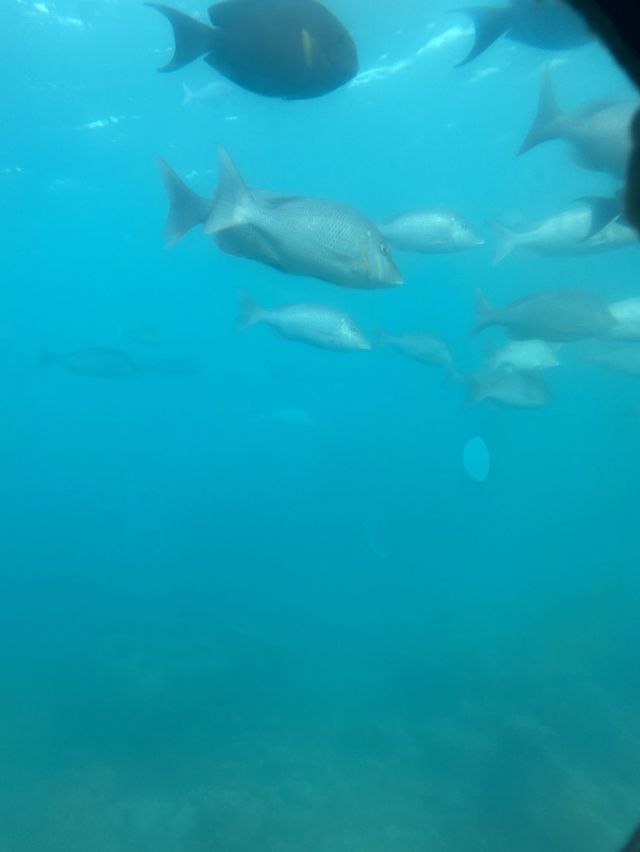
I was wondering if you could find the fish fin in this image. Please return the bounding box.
[145,4,218,72]
[156,157,211,247]
[453,6,513,66]
[38,350,58,369]
[573,196,621,240]
[205,145,254,234]
[472,289,495,335]
[181,82,195,105]
[519,65,563,155]
[490,221,518,265]
[236,290,262,331]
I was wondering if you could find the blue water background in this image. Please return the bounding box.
[1,1,639,849]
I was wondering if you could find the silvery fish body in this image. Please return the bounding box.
[237,292,371,352]
[378,329,453,368]
[492,200,637,264]
[206,146,402,289]
[467,370,551,408]
[378,209,483,254]
[607,298,640,342]
[520,67,637,177]
[475,288,615,342]
[487,339,560,372]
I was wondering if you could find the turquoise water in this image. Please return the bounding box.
[2,1,640,850]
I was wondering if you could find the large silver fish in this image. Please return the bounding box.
[519,66,637,177]
[378,209,483,254]
[492,198,637,264]
[474,288,615,342]
[236,291,372,351]
[486,339,560,372]
[206,146,402,288]
[466,369,551,408]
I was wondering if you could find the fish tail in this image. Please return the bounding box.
[205,145,254,235]
[236,290,263,331]
[156,157,212,247]
[181,82,195,106]
[38,349,58,369]
[453,6,513,66]
[472,289,496,335]
[490,221,518,265]
[519,65,564,155]
[145,4,217,72]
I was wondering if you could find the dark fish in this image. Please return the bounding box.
[474,288,615,342]
[39,347,139,378]
[519,66,636,177]
[147,0,358,99]
[454,0,590,66]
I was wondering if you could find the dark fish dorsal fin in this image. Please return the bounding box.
[453,6,514,66]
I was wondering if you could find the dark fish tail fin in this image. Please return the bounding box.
[454,6,513,66]
[473,289,496,335]
[573,195,621,240]
[519,66,564,155]
[236,290,262,331]
[205,145,254,234]
[490,221,518,265]
[146,3,217,72]
[156,157,211,246]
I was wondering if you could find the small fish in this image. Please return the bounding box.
[486,339,561,371]
[474,288,615,342]
[236,291,371,352]
[454,0,591,66]
[492,197,637,264]
[589,345,640,376]
[607,298,640,342]
[378,209,484,254]
[147,0,358,99]
[39,347,139,378]
[204,146,402,289]
[466,369,551,408]
[519,66,637,177]
[375,328,455,371]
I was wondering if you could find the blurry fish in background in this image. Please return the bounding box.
[374,328,457,377]
[606,298,640,341]
[491,197,637,264]
[258,408,317,428]
[587,344,640,376]
[463,436,491,482]
[181,80,231,106]
[146,0,358,99]
[486,339,561,372]
[158,148,402,289]
[378,209,484,254]
[39,347,140,378]
[466,369,551,408]
[519,66,637,177]
[236,291,372,352]
[474,288,615,342]
[452,0,591,66]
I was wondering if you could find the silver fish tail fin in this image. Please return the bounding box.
[453,6,513,66]
[519,66,564,155]
[490,220,518,265]
[205,146,254,234]
[156,157,211,247]
[473,289,496,335]
[146,4,217,72]
[236,290,263,331]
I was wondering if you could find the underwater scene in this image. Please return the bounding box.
[2,0,640,850]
